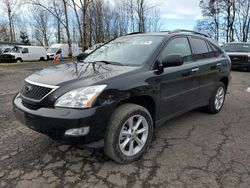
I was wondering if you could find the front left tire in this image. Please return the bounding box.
[104,104,153,164]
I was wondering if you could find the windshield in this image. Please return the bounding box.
[47,48,58,53]
[11,46,22,53]
[84,36,164,66]
[224,43,250,52]
[89,43,104,50]
[4,48,12,53]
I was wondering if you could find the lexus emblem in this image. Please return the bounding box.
[25,85,32,94]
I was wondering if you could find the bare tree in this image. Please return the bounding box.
[200,0,222,41]
[70,0,92,51]
[32,6,51,46]
[135,0,146,32]
[52,0,63,43]
[0,21,9,41]
[235,0,250,42]
[62,0,72,56]
[27,0,73,56]
[221,0,236,42]
[1,0,22,41]
[146,7,161,32]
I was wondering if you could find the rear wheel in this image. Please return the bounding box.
[205,82,226,114]
[104,104,153,164]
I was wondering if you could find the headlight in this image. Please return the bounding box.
[54,85,107,108]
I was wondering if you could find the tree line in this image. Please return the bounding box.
[196,0,250,43]
[0,0,161,55]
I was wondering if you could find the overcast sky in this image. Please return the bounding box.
[157,0,202,30]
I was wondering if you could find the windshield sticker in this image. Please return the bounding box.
[132,41,153,45]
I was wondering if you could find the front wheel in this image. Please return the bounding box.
[104,104,153,164]
[39,57,45,61]
[205,82,226,114]
[16,58,22,63]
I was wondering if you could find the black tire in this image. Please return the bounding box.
[104,104,153,164]
[205,82,226,114]
[39,57,45,61]
[16,58,22,63]
[247,67,250,72]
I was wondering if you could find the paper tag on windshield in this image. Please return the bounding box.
[132,41,152,45]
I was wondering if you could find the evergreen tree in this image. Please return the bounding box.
[20,31,31,45]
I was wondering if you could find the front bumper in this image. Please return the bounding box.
[13,94,115,148]
[231,62,250,69]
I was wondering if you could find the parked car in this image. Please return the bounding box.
[223,42,250,71]
[47,43,80,59]
[5,46,47,62]
[84,43,104,54]
[13,30,231,163]
[0,54,16,63]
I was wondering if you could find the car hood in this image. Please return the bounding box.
[226,52,250,56]
[26,61,138,86]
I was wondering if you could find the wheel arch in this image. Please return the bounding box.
[219,77,229,91]
[117,95,157,126]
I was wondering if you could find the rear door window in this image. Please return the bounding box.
[190,37,213,60]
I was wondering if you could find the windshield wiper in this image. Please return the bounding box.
[92,60,125,66]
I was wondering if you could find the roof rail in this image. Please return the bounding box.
[127,32,144,35]
[169,29,209,37]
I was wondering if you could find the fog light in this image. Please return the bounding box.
[65,127,90,136]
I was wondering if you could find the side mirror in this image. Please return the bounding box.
[77,53,89,61]
[162,54,183,68]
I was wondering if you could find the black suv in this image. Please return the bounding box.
[13,30,231,163]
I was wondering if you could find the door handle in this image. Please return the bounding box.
[183,67,199,77]
[216,63,222,66]
[191,68,200,73]
[211,63,222,70]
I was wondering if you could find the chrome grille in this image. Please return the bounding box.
[20,80,56,101]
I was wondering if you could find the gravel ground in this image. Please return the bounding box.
[0,62,250,188]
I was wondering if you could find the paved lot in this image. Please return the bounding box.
[0,62,250,188]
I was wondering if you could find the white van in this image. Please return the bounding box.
[47,43,80,59]
[6,46,47,62]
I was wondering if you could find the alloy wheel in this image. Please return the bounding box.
[215,86,225,110]
[118,115,149,157]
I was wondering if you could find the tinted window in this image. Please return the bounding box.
[22,48,29,53]
[191,38,219,60]
[191,38,209,54]
[207,42,221,57]
[161,37,192,62]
